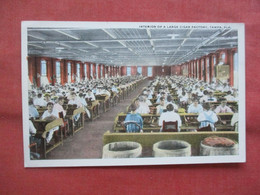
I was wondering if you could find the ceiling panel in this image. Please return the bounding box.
[27,27,238,66]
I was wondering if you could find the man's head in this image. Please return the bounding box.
[70,92,76,100]
[166,95,173,102]
[28,98,34,105]
[47,102,54,112]
[87,89,92,94]
[37,93,42,98]
[45,93,51,100]
[220,98,227,107]
[160,97,165,106]
[166,104,174,112]
[138,96,145,102]
[134,99,140,107]
[208,91,214,97]
[128,103,137,113]
[58,97,64,105]
[193,99,199,106]
[31,91,36,97]
[203,102,211,111]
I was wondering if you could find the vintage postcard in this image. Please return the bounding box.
[22,22,245,167]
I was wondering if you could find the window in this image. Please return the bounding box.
[76,63,80,80]
[100,65,103,77]
[90,64,93,77]
[137,67,142,75]
[213,56,217,78]
[196,61,199,78]
[233,52,238,89]
[40,60,48,86]
[201,60,205,81]
[195,62,197,77]
[41,60,47,76]
[84,64,87,79]
[221,53,226,63]
[96,64,99,79]
[183,65,188,76]
[56,61,60,77]
[206,58,210,83]
[148,67,153,77]
[67,62,71,75]
[191,62,193,77]
[76,63,80,82]
[67,62,71,83]
[127,67,131,76]
[56,61,61,83]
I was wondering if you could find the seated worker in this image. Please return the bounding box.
[214,98,233,113]
[231,110,238,131]
[197,102,218,131]
[222,82,232,93]
[33,93,47,107]
[102,87,111,97]
[29,98,39,119]
[54,97,66,117]
[147,90,153,100]
[78,93,87,107]
[179,91,189,104]
[124,104,143,133]
[156,97,167,115]
[29,119,41,146]
[158,104,182,132]
[187,99,203,114]
[165,95,178,112]
[50,89,57,100]
[96,86,111,97]
[225,90,239,102]
[199,90,209,103]
[68,92,82,108]
[85,88,96,101]
[136,96,150,114]
[207,91,217,102]
[200,91,217,103]
[95,86,103,96]
[92,86,97,94]
[41,102,59,143]
[156,92,166,103]
[30,90,37,101]
[143,94,152,106]
[134,98,140,110]
[78,93,91,118]
[196,88,204,97]
[111,84,119,94]
[29,119,41,159]
[44,93,54,104]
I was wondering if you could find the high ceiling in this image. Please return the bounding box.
[27,27,238,66]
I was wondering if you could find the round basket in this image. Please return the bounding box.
[102,141,142,158]
[200,136,238,156]
[153,140,191,157]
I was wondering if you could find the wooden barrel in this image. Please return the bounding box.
[153,140,191,157]
[102,141,142,158]
[200,136,238,156]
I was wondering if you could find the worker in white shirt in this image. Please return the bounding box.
[53,97,66,117]
[158,104,182,132]
[85,89,96,101]
[214,98,233,113]
[33,93,47,107]
[41,102,59,143]
[136,96,150,114]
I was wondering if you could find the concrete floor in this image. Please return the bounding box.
[47,79,150,159]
